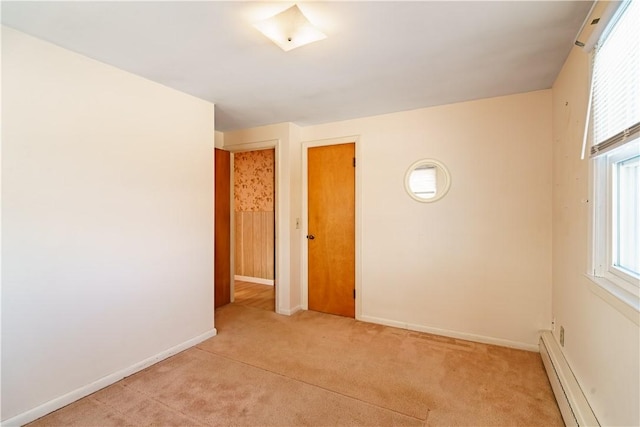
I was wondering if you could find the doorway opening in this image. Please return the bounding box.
[232,148,276,312]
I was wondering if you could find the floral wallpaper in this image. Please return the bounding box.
[234,149,275,212]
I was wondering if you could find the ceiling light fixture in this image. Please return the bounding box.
[253,5,326,52]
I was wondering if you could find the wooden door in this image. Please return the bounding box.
[214,148,231,308]
[308,143,355,318]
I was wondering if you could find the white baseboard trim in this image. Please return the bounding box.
[277,305,302,316]
[539,330,599,426]
[2,328,217,427]
[235,275,274,286]
[358,314,538,352]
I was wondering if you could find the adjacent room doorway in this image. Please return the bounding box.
[214,146,277,312]
[232,148,276,312]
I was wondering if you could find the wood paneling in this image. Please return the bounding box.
[235,211,274,280]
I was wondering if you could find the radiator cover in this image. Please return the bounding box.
[539,330,600,427]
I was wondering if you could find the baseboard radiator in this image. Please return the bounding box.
[539,331,600,427]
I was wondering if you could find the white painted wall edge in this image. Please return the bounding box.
[539,330,600,426]
[359,314,539,352]
[2,328,218,427]
[278,305,302,316]
[235,275,274,286]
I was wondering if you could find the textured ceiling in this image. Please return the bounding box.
[1,1,593,131]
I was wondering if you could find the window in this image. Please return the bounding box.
[612,148,639,277]
[590,0,640,308]
[409,165,437,199]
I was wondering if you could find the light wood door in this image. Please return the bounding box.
[308,143,355,318]
[214,148,231,308]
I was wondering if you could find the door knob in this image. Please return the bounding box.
[306,234,315,240]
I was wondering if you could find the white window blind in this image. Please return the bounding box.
[409,165,437,198]
[590,0,640,157]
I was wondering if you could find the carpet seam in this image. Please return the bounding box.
[101,383,208,426]
[193,345,428,423]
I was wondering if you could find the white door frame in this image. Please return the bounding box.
[301,135,362,319]
[225,139,280,312]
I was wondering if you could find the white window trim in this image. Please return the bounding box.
[585,274,639,325]
[588,138,640,324]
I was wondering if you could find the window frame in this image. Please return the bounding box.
[592,138,640,292]
[609,144,639,283]
[590,138,640,320]
[586,0,640,320]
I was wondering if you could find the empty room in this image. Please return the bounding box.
[2,1,638,426]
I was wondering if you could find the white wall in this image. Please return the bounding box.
[215,130,225,148]
[551,46,639,426]
[300,91,553,349]
[225,91,553,349]
[1,27,216,422]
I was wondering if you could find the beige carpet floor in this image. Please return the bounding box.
[29,304,563,426]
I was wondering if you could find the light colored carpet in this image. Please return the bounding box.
[28,304,562,426]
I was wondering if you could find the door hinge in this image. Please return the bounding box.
[353,289,356,299]
[353,157,356,167]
